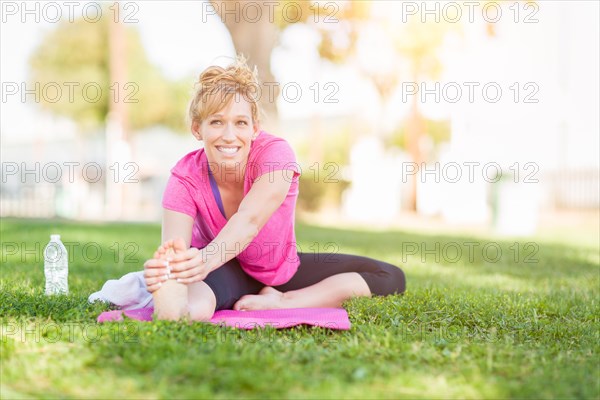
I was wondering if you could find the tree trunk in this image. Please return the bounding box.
[108,14,128,139]
[405,81,425,212]
[106,14,129,219]
[211,1,279,130]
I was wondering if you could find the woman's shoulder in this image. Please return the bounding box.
[248,130,299,179]
[251,130,294,155]
[171,148,205,174]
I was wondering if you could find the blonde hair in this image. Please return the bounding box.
[188,54,261,129]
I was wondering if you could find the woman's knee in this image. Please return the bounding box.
[187,281,217,322]
[188,300,215,322]
[363,261,406,296]
[389,265,406,295]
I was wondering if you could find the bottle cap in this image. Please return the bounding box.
[51,234,61,241]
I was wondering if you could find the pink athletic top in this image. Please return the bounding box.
[162,131,301,286]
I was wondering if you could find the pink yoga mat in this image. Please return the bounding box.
[97,307,351,330]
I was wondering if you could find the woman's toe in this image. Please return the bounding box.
[233,297,248,311]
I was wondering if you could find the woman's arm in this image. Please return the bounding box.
[162,209,194,246]
[143,209,194,292]
[168,169,295,283]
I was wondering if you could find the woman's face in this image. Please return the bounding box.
[195,97,258,172]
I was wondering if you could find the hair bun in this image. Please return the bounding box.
[187,54,262,128]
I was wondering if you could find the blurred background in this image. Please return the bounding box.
[1,0,598,242]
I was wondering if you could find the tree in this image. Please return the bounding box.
[209,0,279,125]
[208,1,534,211]
[392,18,458,211]
[29,10,189,136]
[28,7,191,219]
[208,0,370,130]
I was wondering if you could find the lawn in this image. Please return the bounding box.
[1,217,598,399]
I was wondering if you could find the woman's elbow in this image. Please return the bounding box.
[233,211,261,240]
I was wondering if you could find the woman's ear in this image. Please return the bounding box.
[251,122,260,141]
[191,120,202,141]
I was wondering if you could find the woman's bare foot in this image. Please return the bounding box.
[233,286,286,311]
[153,237,189,321]
[156,237,187,262]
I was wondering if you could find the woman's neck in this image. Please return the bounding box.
[211,163,246,192]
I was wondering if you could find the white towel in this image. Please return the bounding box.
[88,271,154,310]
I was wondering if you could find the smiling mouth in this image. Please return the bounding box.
[216,146,241,155]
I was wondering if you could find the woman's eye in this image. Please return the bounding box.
[210,120,221,125]
[237,120,248,125]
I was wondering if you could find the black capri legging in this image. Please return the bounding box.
[202,252,406,311]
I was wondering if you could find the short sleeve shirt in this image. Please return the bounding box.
[162,130,301,286]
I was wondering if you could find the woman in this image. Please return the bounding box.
[143,56,406,321]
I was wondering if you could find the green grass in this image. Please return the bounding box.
[1,217,598,399]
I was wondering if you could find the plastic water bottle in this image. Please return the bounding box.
[44,234,68,295]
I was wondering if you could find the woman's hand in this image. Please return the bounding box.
[143,251,169,293]
[165,246,213,284]
[144,237,210,291]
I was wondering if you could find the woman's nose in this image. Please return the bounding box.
[222,123,236,141]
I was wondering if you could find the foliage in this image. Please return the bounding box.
[391,17,460,81]
[389,118,452,150]
[272,1,371,63]
[295,126,354,212]
[29,9,190,133]
[1,218,598,398]
[298,176,350,212]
